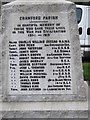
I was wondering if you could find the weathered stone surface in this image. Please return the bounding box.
[2,110,88,118]
[0,1,2,100]
[0,2,2,120]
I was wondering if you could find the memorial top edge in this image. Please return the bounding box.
[2,0,73,6]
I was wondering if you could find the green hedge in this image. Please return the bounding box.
[83,63,90,85]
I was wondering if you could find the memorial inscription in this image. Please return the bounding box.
[8,12,72,95]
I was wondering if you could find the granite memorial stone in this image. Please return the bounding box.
[1,0,87,101]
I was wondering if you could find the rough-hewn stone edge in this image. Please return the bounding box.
[1,110,89,118]
[1,3,88,102]
[67,4,88,100]
[0,1,2,102]
[2,2,73,13]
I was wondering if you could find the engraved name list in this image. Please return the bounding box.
[8,12,72,95]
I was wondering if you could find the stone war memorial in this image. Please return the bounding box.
[1,0,88,119]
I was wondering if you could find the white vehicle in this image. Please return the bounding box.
[76,5,90,60]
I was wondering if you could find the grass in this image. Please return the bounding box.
[83,62,90,85]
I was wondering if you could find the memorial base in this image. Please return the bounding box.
[1,97,88,118]
[2,110,88,119]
